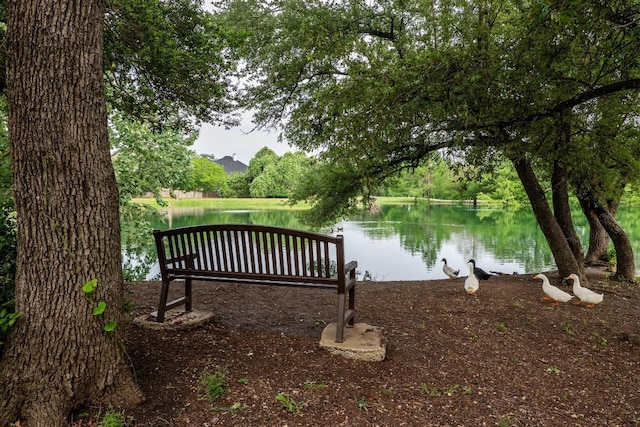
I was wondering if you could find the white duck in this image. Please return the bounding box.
[533,273,574,305]
[464,260,479,296]
[441,258,460,279]
[565,273,604,308]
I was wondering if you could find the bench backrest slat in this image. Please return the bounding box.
[154,224,342,284]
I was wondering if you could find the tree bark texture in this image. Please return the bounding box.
[579,197,610,264]
[512,158,582,281]
[0,1,142,426]
[551,162,584,264]
[591,202,636,281]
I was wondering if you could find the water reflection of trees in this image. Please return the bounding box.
[354,201,557,273]
[121,202,640,280]
[121,208,315,280]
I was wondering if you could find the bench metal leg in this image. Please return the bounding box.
[185,278,193,312]
[155,279,170,323]
[336,293,346,343]
[336,271,357,342]
[348,271,356,327]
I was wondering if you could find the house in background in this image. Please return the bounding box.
[215,153,248,174]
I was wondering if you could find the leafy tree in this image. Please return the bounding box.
[0,0,239,424]
[477,163,527,206]
[226,171,251,197]
[191,156,229,194]
[0,2,143,425]
[110,112,195,203]
[502,3,640,280]
[103,0,239,131]
[109,113,196,280]
[200,153,218,162]
[379,156,459,200]
[0,0,241,130]
[246,146,280,182]
[250,151,311,197]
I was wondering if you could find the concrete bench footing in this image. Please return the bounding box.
[319,323,386,362]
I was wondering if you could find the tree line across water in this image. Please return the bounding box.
[115,136,640,207]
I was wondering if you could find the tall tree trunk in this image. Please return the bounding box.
[579,198,610,264]
[590,201,636,281]
[551,161,584,263]
[0,1,142,426]
[512,158,582,280]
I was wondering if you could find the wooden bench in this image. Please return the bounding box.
[152,224,357,342]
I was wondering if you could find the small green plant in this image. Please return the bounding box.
[98,407,130,427]
[237,377,250,384]
[546,366,561,375]
[511,298,525,309]
[497,416,520,427]
[303,380,327,391]
[356,396,368,410]
[592,332,608,349]
[495,322,508,332]
[276,392,306,415]
[308,258,338,278]
[421,384,442,397]
[421,384,463,397]
[444,384,459,396]
[198,366,227,402]
[213,402,245,414]
[562,322,575,336]
[81,279,117,332]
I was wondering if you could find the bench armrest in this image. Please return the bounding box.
[345,260,358,274]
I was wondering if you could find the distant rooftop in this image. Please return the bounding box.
[215,154,248,174]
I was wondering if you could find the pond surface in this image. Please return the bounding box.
[128,201,640,281]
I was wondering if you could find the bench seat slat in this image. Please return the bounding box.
[167,269,340,285]
[167,275,339,290]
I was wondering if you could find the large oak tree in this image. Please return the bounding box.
[0,1,143,425]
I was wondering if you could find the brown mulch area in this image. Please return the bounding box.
[116,268,639,426]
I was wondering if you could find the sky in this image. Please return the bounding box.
[191,117,292,164]
[191,3,292,164]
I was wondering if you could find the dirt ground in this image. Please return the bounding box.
[99,267,639,426]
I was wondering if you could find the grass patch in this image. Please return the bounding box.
[495,321,508,332]
[132,197,307,210]
[356,396,368,410]
[132,196,443,210]
[213,402,246,414]
[303,380,327,391]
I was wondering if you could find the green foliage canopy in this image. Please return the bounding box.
[110,112,195,204]
[250,151,313,197]
[192,156,229,194]
[104,0,243,131]
[214,0,640,225]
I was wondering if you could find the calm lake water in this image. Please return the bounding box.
[131,201,640,281]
